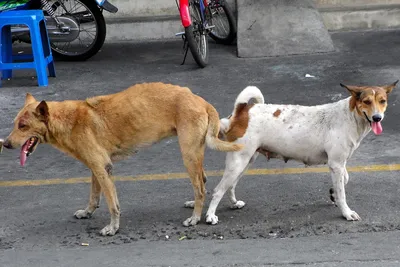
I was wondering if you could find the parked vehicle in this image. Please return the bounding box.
[0,0,118,61]
[176,0,237,68]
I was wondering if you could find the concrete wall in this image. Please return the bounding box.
[104,0,400,42]
[104,0,236,18]
[315,0,400,8]
[104,0,400,18]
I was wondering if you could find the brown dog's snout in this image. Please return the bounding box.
[3,139,13,149]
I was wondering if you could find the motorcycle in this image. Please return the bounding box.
[0,0,118,61]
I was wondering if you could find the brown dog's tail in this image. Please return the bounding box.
[205,104,244,152]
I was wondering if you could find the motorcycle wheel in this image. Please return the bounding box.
[49,0,106,61]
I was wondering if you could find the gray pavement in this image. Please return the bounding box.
[0,29,400,266]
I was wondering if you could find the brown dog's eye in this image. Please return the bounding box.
[380,99,386,104]
[363,100,372,105]
[18,122,26,130]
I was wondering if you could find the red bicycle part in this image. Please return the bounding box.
[179,0,209,27]
[179,0,191,27]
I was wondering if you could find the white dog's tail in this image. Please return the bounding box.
[233,85,264,111]
[220,86,264,133]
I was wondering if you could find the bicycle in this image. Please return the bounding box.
[176,0,237,68]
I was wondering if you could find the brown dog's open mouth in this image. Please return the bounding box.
[20,137,39,166]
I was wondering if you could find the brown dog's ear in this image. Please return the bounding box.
[340,83,363,99]
[25,93,36,106]
[382,80,398,94]
[35,101,49,122]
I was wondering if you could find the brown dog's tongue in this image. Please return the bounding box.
[371,121,383,135]
[20,141,29,166]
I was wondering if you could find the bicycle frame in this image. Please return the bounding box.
[179,0,208,27]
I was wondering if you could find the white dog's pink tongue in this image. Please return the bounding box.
[20,142,29,166]
[371,121,383,135]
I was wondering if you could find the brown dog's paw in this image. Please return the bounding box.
[74,209,92,219]
[182,215,200,227]
[99,224,119,236]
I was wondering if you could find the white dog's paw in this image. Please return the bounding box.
[74,209,92,219]
[182,215,200,227]
[184,200,195,209]
[205,214,219,225]
[343,210,361,221]
[230,200,246,209]
[99,224,119,236]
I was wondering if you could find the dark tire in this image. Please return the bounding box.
[208,1,236,45]
[185,1,209,68]
[50,0,106,61]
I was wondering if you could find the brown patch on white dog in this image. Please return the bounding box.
[224,103,254,142]
[273,109,281,117]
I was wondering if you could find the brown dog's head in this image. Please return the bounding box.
[3,93,49,166]
[340,80,398,135]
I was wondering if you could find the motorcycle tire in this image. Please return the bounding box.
[51,0,106,61]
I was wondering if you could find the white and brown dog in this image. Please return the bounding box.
[204,81,397,224]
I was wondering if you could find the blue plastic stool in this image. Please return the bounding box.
[0,10,56,86]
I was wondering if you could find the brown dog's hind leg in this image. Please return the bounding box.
[74,173,102,219]
[183,169,207,209]
[178,125,207,226]
[182,154,206,226]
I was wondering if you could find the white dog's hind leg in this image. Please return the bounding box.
[329,160,360,221]
[206,152,254,225]
[229,153,259,209]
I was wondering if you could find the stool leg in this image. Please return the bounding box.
[1,25,13,80]
[30,21,48,87]
[39,19,56,77]
[48,60,56,77]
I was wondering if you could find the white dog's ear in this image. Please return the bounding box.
[382,80,398,94]
[340,83,363,99]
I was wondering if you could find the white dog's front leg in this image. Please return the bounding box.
[329,167,349,205]
[329,161,360,221]
[344,168,349,185]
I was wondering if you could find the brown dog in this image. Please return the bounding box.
[3,82,243,236]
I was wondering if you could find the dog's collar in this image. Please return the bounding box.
[363,112,372,124]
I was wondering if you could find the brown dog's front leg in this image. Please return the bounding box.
[74,173,101,219]
[92,163,120,236]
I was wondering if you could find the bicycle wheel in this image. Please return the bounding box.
[208,0,237,45]
[184,0,209,68]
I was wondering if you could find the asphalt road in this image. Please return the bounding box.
[1,29,400,266]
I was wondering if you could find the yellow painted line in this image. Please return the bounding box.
[0,164,399,188]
